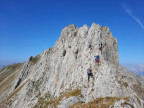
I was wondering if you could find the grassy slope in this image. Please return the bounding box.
[0,63,23,83]
[0,63,24,102]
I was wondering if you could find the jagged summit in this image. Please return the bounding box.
[57,23,119,66]
[0,23,144,108]
[60,23,112,39]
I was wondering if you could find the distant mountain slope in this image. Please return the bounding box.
[125,64,144,76]
[0,65,5,70]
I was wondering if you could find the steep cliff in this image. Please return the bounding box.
[0,23,144,108]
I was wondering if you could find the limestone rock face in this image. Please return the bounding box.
[0,23,144,108]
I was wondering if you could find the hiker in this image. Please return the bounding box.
[87,67,93,82]
[94,55,100,66]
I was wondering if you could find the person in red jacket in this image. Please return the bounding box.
[94,55,100,66]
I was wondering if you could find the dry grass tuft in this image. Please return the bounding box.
[70,97,130,108]
[34,88,82,108]
[65,88,81,98]
[31,56,40,64]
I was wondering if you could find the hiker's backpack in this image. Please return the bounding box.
[95,56,99,59]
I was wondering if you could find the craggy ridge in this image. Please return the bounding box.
[0,23,144,108]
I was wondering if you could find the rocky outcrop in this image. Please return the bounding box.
[0,23,144,108]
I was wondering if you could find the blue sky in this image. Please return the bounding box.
[0,0,144,65]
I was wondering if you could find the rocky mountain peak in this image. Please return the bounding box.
[56,23,119,66]
[0,23,144,108]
